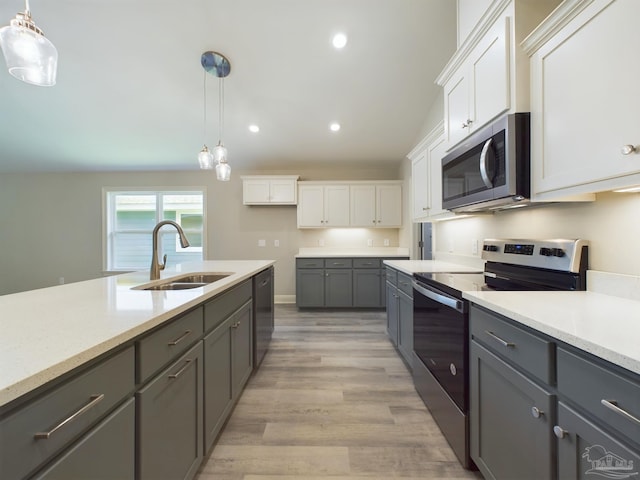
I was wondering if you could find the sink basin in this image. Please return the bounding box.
[133,272,232,291]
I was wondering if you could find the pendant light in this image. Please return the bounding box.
[197,70,214,169]
[0,0,57,86]
[201,51,231,181]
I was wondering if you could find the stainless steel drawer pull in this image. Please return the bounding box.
[362,262,373,266]
[34,394,105,440]
[167,329,192,346]
[232,321,241,329]
[260,279,270,286]
[169,359,192,379]
[601,399,640,426]
[485,330,515,348]
[332,263,345,266]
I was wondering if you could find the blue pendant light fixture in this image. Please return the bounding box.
[200,51,231,181]
[0,0,57,86]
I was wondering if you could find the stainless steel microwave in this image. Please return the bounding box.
[441,113,530,213]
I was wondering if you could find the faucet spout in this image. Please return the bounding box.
[150,220,191,280]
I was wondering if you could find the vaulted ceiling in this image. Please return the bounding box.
[0,0,456,172]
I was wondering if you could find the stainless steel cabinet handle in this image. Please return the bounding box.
[484,330,515,348]
[399,281,409,286]
[531,406,544,419]
[553,425,568,439]
[332,263,345,266]
[232,321,241,329]
[601,399,640,426]
[169,359,192,379]
[167,329,192,346]
[362,262,373,266]
[260,279,270,287]
[479,138,494,188]
[621,144,636,155]
[34,394,105,439]
[422,207,429,211]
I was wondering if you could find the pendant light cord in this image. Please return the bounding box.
[25,0,30,14]
[218,77,224,143]
[202,70,207,143]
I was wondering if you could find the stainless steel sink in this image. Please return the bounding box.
[133,273,232,291]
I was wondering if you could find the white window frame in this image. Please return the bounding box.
[102,187,207,273]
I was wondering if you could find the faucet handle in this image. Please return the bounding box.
[160,254,167,271]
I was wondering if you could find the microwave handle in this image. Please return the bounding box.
[479,138,494,188]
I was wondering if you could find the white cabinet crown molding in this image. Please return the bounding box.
[436,0,512,86]
[522,0,597,55]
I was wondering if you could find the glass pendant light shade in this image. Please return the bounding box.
[216,161,231,182]
[198,145,214,169]
[212,142,227,164]
[0,11,57,86]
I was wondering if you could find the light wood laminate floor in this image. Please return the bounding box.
[197,305,482,480]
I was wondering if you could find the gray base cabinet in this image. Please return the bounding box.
[470,304,640,480]
[296,257,406,308]
[137,342,203,480]
[386,280,399,346]
[33,399,135,480]
[385,266,413,368]
[397,289,413,365]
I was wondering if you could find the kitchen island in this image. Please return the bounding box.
[0,260,274,480]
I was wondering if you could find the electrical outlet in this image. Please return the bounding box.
[384,239,390,246]
[274,239,280,247]
[258,239,266,247]
[471,239,479,255]
[367,239,373,247]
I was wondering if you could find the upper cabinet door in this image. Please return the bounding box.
[530,0,640,197]
[324,185,350,227]
[350,185,377,227]
[444,70,471,148]
[297,185,325,227]
[242,179,270,204]
[376,185,402,227]
[269,179,297,204]
[411,149,430,221]
[242,176,298,205]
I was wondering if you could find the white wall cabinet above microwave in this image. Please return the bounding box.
[297,181,402,229]
[350,183,402,228]
[525,0,640,199]
[241,176,299,205]
[437,0,560,150]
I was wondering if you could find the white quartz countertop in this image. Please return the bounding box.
[383,259,484,275]
[463,290,640,376]
[296,247,409,258]
[0,260,274,408]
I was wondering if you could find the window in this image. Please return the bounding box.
[104,189,205,271]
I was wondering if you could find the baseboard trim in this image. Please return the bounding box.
[275,295,296,304]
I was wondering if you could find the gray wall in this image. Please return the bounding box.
[0,166,402,296]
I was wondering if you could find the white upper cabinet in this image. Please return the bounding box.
[526,0,640,198]
[298,181,401,228]
[410,122,455,222]
[438,0,561,150]
[242,176,299,205]
[297,184,349,228]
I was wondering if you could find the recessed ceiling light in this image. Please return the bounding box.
[332,33,348,49]
[329,122,341,132]
[248,124,260,133]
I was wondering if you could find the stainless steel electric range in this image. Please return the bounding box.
[412,239,589,469]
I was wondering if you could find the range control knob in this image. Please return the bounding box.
[552,248,565,257]
[540,247,552,257]
[483,245,499,252]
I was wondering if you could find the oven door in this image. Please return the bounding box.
[412,280,468,412]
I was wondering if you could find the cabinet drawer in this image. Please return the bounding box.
[204,280,252,332]
[0,346,134,480]
[470,306,554,384]
[353,258,381,269]
[296,258,324,269]
[557,347,640,446]
[386,267,398,286]
[325,258,353,269]
[137,307,203,383]
[397,272,413,297]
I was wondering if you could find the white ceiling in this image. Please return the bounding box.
[0,0,456,173]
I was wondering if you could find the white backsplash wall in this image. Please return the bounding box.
[434,192,640,276]
[298,228,400,248]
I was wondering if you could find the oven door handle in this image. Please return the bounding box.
[412,281,464,313]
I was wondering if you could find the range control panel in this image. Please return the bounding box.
[481,239,588,273]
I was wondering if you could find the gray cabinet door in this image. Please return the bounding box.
[470,340,555,480]
[296,269,325,307]
[33,399,135,480]
[386,282,399,346]
[353,269,382,307]
[203,317,233,453]
[325,269,353,307]
[397,290,413,367]
[232,301,254,399]
[556,401,640,480]
[137,342,203,480]
[379,269,387,308]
